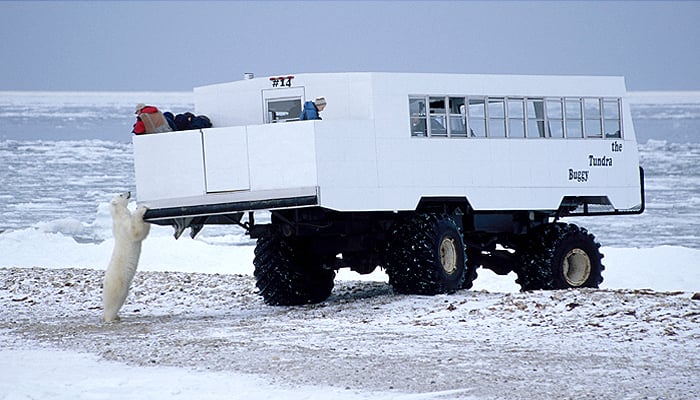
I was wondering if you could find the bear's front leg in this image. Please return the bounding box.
[130,205,151,241]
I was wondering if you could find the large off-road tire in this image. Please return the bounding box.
[516,223,604,291]
[253,235,335,306]
[385,213,467,295]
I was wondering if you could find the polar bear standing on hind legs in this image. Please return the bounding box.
[103,191,150,322]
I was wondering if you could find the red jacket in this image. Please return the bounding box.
[133,106,169,134]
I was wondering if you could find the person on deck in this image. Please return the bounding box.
[132,103,173,134]
[299,97,326,121]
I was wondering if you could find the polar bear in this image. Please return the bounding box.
[103,191,150,322]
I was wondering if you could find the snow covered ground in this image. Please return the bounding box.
[1,223,699,399]
[1,89,699,398]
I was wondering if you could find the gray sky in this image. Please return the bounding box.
[1,1,698,91]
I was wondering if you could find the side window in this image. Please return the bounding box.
[407,94,620,140]
[468,97,486,137]
[429,97,447,137]
[584,98,603,138]
[409,97,427,136]
[263,87,305,124]
[546,98,564,138]
[604,98,622,138]
[507,98,525,138]
[565,98,583,138]
[448,97,467,137]
[266,98,302,123]
[487,98,506,137]
[526,98,546,138]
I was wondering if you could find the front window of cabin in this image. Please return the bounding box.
[410,95,623,140]
[262,85,305,124]
[266,98,302,123]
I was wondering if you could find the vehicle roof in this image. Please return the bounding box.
[196,72,628,97]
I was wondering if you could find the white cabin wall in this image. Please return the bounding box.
[194,72,629,130]
[622,98,639,142]
[365,73,638,211]
[293,73,373,121]
[313,120,380,210]
[194,73,375,128]
[170,72,643,213]
[246,122,319,191]
[369,72,626,100]
[194,80,264,127]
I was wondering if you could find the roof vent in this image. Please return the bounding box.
[244,73,254,80]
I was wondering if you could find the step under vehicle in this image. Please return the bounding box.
[133,72,645,305]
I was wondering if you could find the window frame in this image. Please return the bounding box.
[408,94,623,140]
[262,87,305,124]
[409,96,428,137]
[466,96,487,138]
[507,97,526,138]
[603,98,622,138]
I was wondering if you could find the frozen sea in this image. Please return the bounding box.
[1,90,699,249]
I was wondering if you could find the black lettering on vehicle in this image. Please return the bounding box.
[588,155,613,167]
[569,169,589,182]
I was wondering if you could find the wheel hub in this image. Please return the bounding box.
[440,237,458,275]
[562,248,591,286]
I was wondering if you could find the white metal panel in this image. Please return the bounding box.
[202,127,249,193]
[369,72,626,99]
[194,79,266,127]
[368,134,642,212]
[313,120,379,210]
[295,73,374,121]
[133,131,206,202]
[246,122,318,191]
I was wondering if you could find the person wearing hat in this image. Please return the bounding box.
[299,96,327,121]
[132,103,173,134]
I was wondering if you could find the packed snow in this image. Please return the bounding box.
[1,221,699,399]
[1,90,699,399]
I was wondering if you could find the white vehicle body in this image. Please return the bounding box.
[134,72,642,217]
[132,72,644,304]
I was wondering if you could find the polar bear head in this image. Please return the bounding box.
[108,191,150,242]
[110,192,131,218]
[110,191,131,207]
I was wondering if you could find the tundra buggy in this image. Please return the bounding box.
[133,72,644,305]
